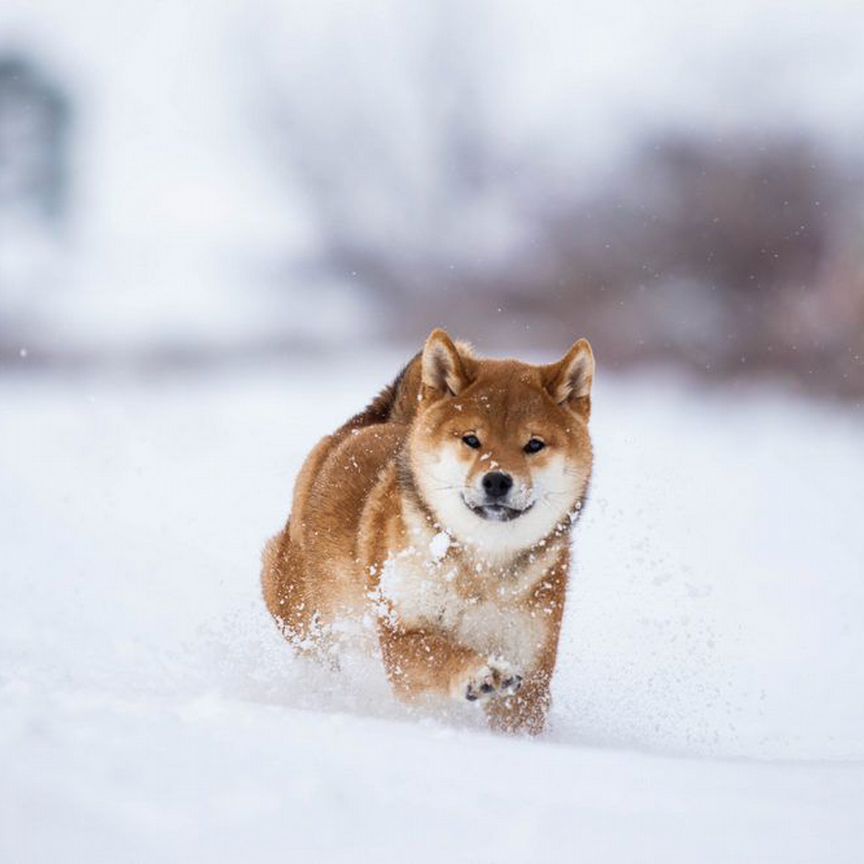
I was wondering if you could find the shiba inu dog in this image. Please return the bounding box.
[262,330,594,733]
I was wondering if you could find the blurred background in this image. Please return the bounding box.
[1,0,862,396]
[3,6,864,858]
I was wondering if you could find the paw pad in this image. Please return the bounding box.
[462,660,523,702]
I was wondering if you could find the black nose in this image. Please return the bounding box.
[482,471,513,499]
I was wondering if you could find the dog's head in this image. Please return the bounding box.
[406,329,594,557]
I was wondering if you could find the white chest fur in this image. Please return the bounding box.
[374,520,559,673]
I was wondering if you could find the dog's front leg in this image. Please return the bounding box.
[485,554,569,735]
[484,670,552,735]
[378,626,521,702]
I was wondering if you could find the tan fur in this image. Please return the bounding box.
[262,331,594,734]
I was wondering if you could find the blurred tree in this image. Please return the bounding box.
[0,54,71,224]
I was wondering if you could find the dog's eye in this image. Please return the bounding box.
[524,438,546,454]
[462,434,482,449]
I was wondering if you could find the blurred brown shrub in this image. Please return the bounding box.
[360,135,864,400]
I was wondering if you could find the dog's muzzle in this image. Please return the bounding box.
[463,497,534,522]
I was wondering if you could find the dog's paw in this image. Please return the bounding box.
[459,658,523,702]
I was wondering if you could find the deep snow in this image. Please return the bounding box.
[2,354,863,861]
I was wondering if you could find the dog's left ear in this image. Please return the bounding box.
[544,339,595,419]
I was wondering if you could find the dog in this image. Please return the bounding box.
[262,329,594,734]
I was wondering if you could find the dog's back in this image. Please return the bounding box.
[262,354,421,645]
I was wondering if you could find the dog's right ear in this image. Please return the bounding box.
[421,329,471,397]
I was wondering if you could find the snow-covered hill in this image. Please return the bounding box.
[2,355,863,861]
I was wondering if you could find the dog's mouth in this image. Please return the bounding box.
[463,498,534,522]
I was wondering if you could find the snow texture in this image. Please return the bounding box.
[2,355,863,862]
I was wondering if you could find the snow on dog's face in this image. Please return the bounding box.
[407,330,595,559]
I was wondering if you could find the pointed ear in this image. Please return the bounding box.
[421,329,471,396]
[544,339,595,418]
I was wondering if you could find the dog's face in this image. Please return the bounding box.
[407,330,594,558]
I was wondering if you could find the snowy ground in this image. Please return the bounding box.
[2,353,863,862]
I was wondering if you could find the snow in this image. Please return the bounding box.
[2,354,863,862]
[429,530,452,561]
